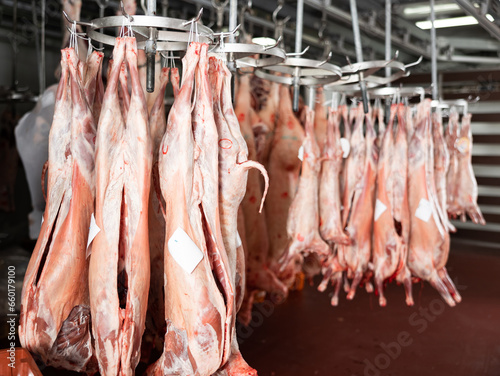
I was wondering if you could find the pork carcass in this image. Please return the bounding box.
[236,74,283,304]
[372,104,412,306]
[318,107,349,245]
[19,47,97,373]
[342,111,378,300]
[89,37,152,375]
[432,112,456,233]
[213,56,259,376]
[407,100,461,307]
[455,113,485,224]
[265,85,305,287]
[143,67,170,359]
[281,106,330,273]
[147,43,228,376]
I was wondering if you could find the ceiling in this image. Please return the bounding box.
[1,0,500,75]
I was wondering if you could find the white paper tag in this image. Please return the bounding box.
[374,199,387,221]
[298,145,304,161]
[87,213,101,248]
[236,231,243,248]
[415,198,433,222]
[168,227,204,274]
[340,138,350,158]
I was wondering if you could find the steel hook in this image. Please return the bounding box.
[286,45,309,57]
[317,51,332,67]
[121,1,134,22]
[183,7,204,26]
[404,55,423,69]
[264,36,282,51]
[62,10,94,27]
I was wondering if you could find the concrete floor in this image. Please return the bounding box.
[238,241,500,376]
[6,241,500,375]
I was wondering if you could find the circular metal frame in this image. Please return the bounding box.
[209,43,287,67]
[254,57,342,86]
[86,15,213,50]
[325,68,407,91]
[341,59,406,76]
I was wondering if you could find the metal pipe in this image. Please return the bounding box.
[455,0,500,42]
[41,0,46,93]
[385,0,391,80]
[229,0,237,43]
[31,0,41,94]
[430,0,438,100]
[147,0,157,15]
[349,0,369,113]
[293,0,305,112]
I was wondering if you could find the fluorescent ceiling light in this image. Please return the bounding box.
[416,16,479,29]
[404,3,460,16]
[486,13,495,22]
[252,37,277,46]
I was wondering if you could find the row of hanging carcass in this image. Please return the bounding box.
[18,36,484,375]
[246,76,484,313]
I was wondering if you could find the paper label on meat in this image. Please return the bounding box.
[168,227,204,274]
[298,145,304,161]
[456,137,470,154]
[340,138,350,158]
[87,213,101,248]
[415,198,433,222]
[374,199,387,221]
[236,231,242,248]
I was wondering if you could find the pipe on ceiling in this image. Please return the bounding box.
[455,0,500,42]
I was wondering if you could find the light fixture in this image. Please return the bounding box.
[252,37,277,46]
[404,3,460,16]
[416,16,479,29]
[486,13,495,22]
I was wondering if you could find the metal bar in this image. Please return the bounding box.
[293,0,305,112]
[385,0,391,80]
[229,0,237,43]
[31,0,41,94]
[147,0,157,15]
[430,0,438,100]
[40,0,45,93]
[12,0,18,90]
[349,0,369,113]
[455,0,500,42]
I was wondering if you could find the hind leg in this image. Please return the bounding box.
[347,270,363,300]
[374,273,386,307]
[429,272,455,307]
[438,267,462,303]
[331,272,343,306]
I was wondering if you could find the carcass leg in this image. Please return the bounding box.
[346,271,363,300]
[374,273,387,307]
[330,272,343,306]
[438,267,462,303]
[429,272,456,307]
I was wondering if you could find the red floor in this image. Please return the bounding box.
[238,241,500,376]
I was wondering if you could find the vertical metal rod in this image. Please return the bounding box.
[41,0,46,93]
[147,0,157,15]
[31,0,41,94]
[229,0,238,43]
[293,0,304,112]
[12,0,18,90]
[385,0,391,80]
[430,0,438,100]
[349,0,369,113]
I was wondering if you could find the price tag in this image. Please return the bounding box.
[168,227,204,274]
[236,231,243,248]
[374,199,387,221]
[415,198,433,222]
[298,145,304,161]
[340,138,350,158]
[87,213,101,248]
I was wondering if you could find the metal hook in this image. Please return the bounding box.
[62,10,94,27]
[272,0,288,23]
[404,55,423,69]
[263,36,282,51]
[317,51,332,66]
[211,0,229,9]
[183,7,204,26]
[65,26,87,36]
[120,1,134,22]
[286,45,309,57]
